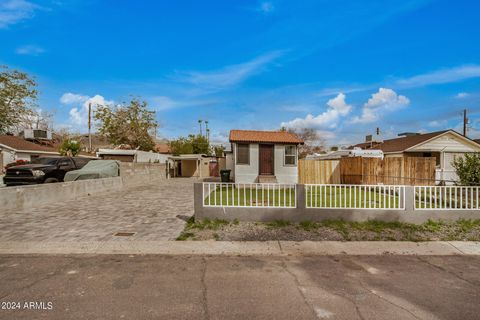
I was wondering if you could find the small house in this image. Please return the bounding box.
[96,149,169,163]
[228,130,304,184]
[0,135,59,169]
[167,154,221,178]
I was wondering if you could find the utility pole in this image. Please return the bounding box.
[463,109,468,137]
[88,103,92,152]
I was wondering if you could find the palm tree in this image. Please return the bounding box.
[198,119,203,136]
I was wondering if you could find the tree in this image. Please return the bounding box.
[0,66,38,134]
[59,139,81,156]
[95,98,157,151]
[286,128,325,158]
[169,134,210,156]
[452,153,480,186]
[213,145,225,157]
[169,136,194,155]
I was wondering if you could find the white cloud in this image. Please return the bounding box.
[427,120,447,128]
[60,93,89,105]
[396,65,480,88]
[176,51,283,91]
[456,92,469,99]
[281,93,352,129]
[60,93,114,131]
[151,95,218,111]
[258,1,274,14]
[350,88,409,124]
[0,0,39,28]
[15,45,44,56]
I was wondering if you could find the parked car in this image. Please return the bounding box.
[3,156,93,186]
[64,160,120,182]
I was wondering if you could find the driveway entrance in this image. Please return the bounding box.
[0,178,195,241]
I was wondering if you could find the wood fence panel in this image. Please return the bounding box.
[339,157,362,184]
[298,159,340,184]
[299,157,436,185]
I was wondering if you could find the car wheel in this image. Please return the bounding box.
[44,178,59,183]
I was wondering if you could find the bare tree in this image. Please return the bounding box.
[287,128,326,158]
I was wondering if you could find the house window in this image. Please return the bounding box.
[236,143,249,165]
[284,145,296,165]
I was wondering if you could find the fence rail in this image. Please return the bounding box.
[415,186,480,210]
[202,182,296,208]
[305,184,405,209]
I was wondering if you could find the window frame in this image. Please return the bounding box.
[284,145,297,166]
[236,143,250,165]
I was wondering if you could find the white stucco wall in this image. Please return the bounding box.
[135,151,170,163]
[274,144,298,184]
[15,152,32,162]
[1,149,15,168]
[1,148,25,167]
[234,143,259,183]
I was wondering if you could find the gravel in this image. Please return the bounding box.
[178,220,480,241]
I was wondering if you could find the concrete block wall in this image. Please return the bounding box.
[0,165,167,213]
[194,183,480,224]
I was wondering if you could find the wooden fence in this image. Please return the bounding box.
[299,157,436,185]
[298,159,340,184]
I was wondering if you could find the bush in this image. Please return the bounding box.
[59,139,81,156]
[452,152,480,186]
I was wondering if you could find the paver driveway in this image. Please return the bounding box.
[0,178,195,241]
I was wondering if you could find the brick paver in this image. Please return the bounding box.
[0,178,195,241]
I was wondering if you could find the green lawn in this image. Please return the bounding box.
[204,185,296,207]
[306,186,402,209]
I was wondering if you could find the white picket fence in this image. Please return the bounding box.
[305,184,405,209]
[415,186,480,210]
[201,183,480,211]
[202,182,296,208]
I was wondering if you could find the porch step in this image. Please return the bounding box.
[256,175,278,183]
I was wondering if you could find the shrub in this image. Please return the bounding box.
[452,152,480,186]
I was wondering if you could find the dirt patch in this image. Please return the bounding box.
[176,218,480,241]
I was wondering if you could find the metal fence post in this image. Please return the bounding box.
[296,184,305,210]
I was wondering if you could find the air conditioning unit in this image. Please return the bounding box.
[22,129,52,140]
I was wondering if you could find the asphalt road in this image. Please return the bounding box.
[0,254,479,320]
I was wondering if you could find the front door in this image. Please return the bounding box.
[259,144,274,175]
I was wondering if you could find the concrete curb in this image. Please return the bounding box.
[0,241,479,255]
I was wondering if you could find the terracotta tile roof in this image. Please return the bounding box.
[354,130,451,153]
[0,135,59,153]
[155,143,171,154]
[229,130,304,144]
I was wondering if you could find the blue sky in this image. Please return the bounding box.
[1,0,480,146]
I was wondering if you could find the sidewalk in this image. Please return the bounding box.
[1,241,479,255]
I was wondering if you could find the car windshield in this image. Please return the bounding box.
[31,158,60,165]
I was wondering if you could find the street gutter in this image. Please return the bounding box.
[0,241,479,255]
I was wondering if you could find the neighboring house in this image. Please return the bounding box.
[0,135,60,170]
[306,149,384,160]
[353,129,480,183]
[96,149,169,163]
[155,143,171,154]
[228,130,304,184]
[167,154,219,178]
